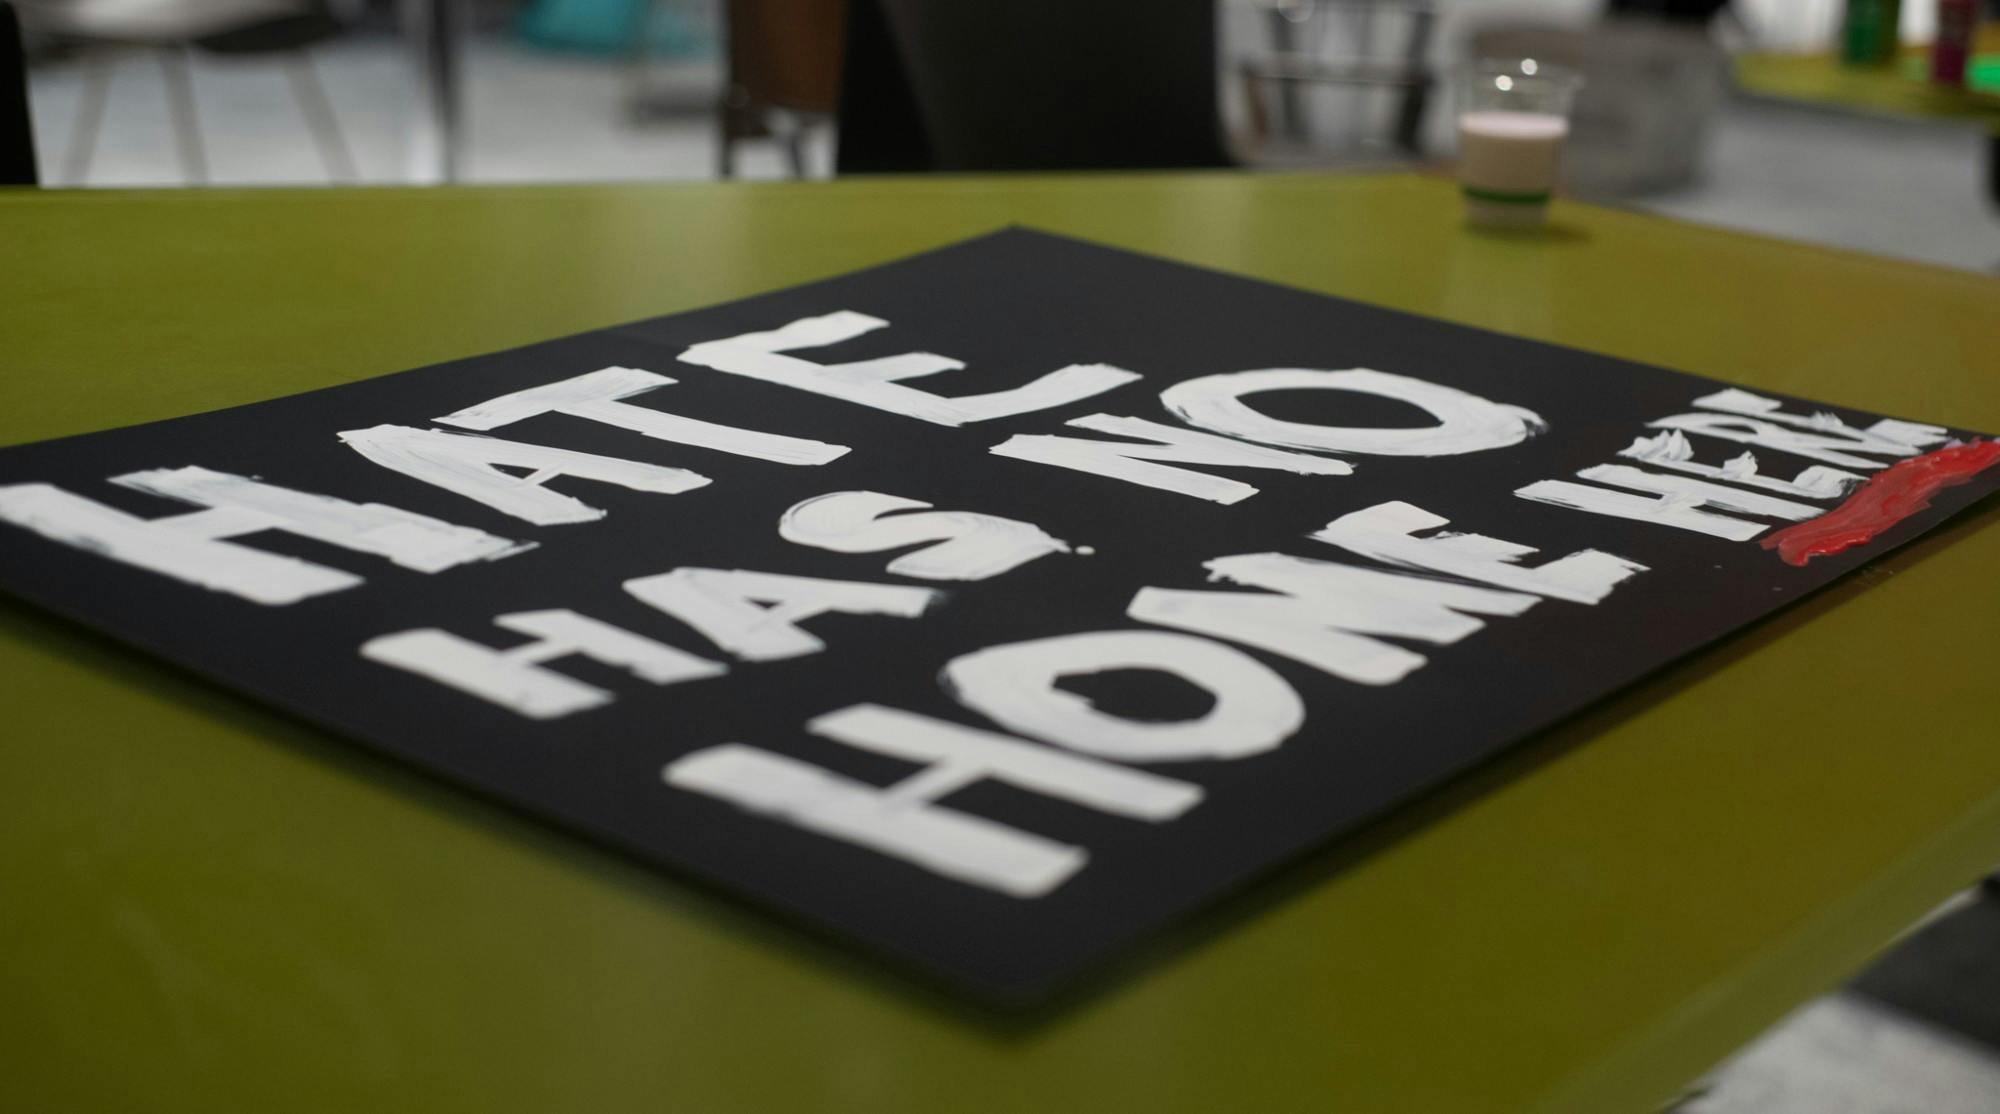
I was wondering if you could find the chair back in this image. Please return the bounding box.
[838,0,1232,174]
[1,1,33,185]
[728,0,847,116]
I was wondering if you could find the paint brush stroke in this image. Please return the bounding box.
[1759,440,2000,566]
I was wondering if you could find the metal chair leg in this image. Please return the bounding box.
[62,53,112,187]
[1394,7,1435,155]
[285,51,357,183]
[401,0,463,183]
[716,95,742,178]
[781,122,806,179]
[156,46,205,185]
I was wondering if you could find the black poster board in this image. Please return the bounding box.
[2,230,1995,1003]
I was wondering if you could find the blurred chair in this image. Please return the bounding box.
[3,1,34,184]
[836,0,1233,174]
[1236,0,1436,162]
[718,0,844,178]
[17,0,356,186]
[618,0,721,128]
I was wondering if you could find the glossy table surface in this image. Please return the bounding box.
[3,173,1998,1113]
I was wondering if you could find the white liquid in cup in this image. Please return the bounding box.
[1457,109,1568,228]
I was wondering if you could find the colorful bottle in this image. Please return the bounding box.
[1841,0,1903,65]
[1931,0,1974,86]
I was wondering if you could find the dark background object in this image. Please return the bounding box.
[837,0,1232,173]
[1,1,34,185]
[1852,891,2000,1051]
[718,0,846,177]
[1605,0,1732,22]
[194,1,345,53]
[833,0,929,172]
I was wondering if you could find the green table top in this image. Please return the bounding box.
[1735,47,2000,130]
[3,173,1998,1114]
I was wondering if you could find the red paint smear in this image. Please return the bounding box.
[1760,440,2000,566]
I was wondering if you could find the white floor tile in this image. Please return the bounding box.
[1684,994,2000,1114]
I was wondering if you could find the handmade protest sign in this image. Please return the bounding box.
[1,229,1995,1002]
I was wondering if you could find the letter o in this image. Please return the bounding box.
[1160,368,1545,457]
[942,630,1304,762]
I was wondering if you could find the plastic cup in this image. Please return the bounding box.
[1456,59,1581,230]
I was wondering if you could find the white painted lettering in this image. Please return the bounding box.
[0,468,523,604]
[680,311,1138,427]
[624,567,938,661]
[1516,464,1822,540]
[1310,500,1646,605]
[436,366,848,465]
[664,704,1201,897]
[1619,430,1862,500]
[942,630,1304,762]
[1130,554,1537,686]
[989,414,1352,504]
[361,609,723,719]
[1162,368,1546,457]
[778,490,1071,580]
[339,424,710,525]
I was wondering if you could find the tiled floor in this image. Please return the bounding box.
[1684,992,2000,1114]
[1643,97,2000,275]
[1683,891,2000,1113]
[18,31,2000,1111]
